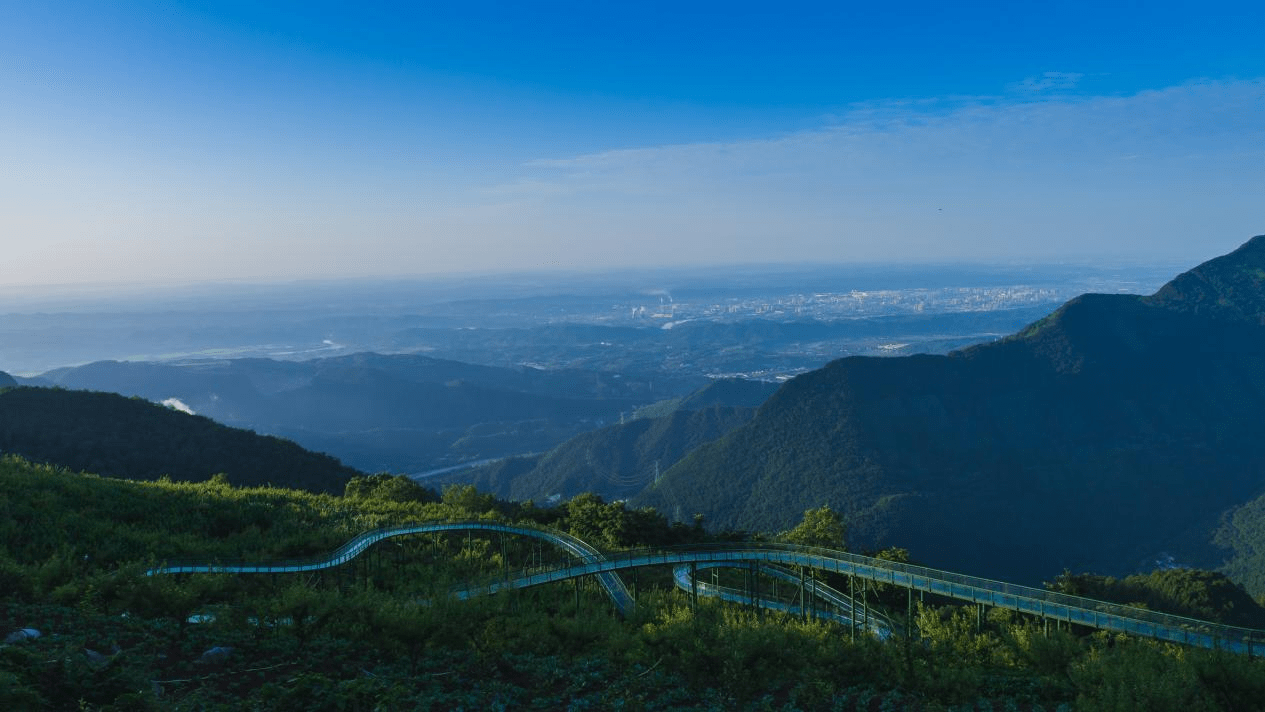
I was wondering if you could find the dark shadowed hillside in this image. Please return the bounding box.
[32,353,705,473]
[677,378,779,411]
[454,405,758,502]
[451,378,778,502]
[0,386,362,492]
[636,235,1265,590]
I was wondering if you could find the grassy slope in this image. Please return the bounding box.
[4,456,1265,710]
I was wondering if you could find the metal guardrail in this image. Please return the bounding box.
[148,519,635,615]
[148,519,563,574]
[669,561,895,637]
[674,566,854,627]
[147,520,1265,654]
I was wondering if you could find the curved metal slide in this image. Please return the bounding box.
[147,519,1265,654]
[148,519,634,615]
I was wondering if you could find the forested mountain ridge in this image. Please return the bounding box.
[0,386,362,492]
[636,235,1265,590]
[454,405,758,502]
[676,378,779,411]
[449,378,778,502]
[1145,234,1265,322]
[29,353,703,473]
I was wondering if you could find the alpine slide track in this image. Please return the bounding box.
[146,519,1265,655]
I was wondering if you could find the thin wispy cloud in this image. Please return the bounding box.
[519,79,1264,191]
[1010,71,1087,93]
[2,2,1262,284]
[479,79,1264,265]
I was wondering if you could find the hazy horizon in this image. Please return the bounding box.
[0,256,1193,310]
[0,258,1181,377]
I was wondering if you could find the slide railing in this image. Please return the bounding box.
[670,561,895,637]
[147,520,1265,654]
[148,519,634,615]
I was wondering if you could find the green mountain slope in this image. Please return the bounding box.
[677,378,778,411]
[0,386,361,492]
[452,379,777,502]
[454,406,757,502]
[636,235,1265,590]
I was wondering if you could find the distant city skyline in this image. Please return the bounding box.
[2,1,1262,286]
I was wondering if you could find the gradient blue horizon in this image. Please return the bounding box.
[2,1,1262,285]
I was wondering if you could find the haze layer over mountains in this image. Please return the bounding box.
[4,263,1164,475]
[5,244,1262,594]
[633,235,1265,589]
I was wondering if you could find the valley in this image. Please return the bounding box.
[4,243,1265,709]
[7,4,1262,706]
[2,262,1168,477]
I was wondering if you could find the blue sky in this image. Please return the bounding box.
[2,1,1262,285]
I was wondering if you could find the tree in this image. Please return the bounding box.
[780,505,847,550]
[441,483,497,514]
[271,583,337,652]
[345,473,437,504]
[564,493,625,548]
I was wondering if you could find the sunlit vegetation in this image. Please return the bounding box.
[3,456,1265,710]
[1049,568,1265,629]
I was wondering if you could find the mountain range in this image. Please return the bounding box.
[24,353,705,473]
[633,235,1265,590]
[9,237,1265,595]
[447,378,779,502]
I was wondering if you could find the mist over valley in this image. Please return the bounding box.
[4,3,1264,705]
[3,262,1171,478]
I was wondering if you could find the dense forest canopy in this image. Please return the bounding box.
[0,386,361,493]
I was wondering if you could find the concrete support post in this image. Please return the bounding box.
[809,571,817,622]
[863,580,870,635]
[690,562,698,612]
[849,575,856,642]
[799,567,807,622]
[907,586,913,638]
[753,562,761,616]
